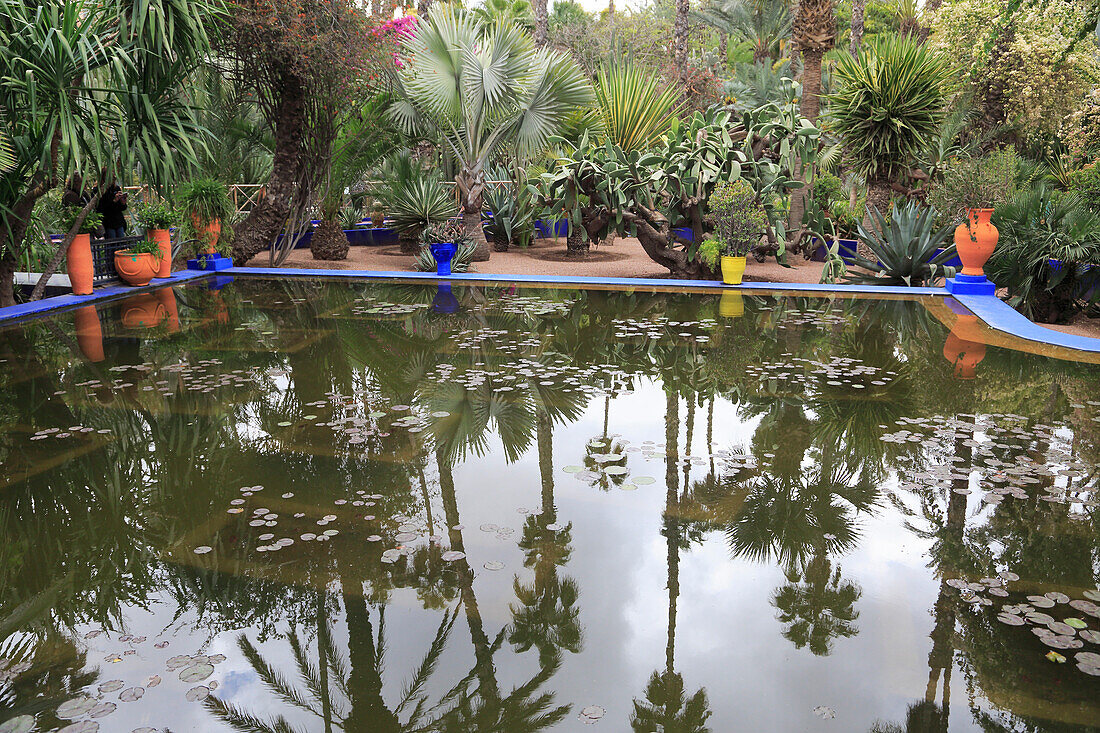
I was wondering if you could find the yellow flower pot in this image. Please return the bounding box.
[721,255,747,285]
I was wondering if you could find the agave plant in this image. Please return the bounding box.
[845,201,956,286]
[389,4,593,261]
[377,153,457,254]
[825,35,953,219]
[483,183,534,251]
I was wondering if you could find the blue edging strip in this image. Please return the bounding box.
[229,267,947,296]
[953,293,1100,354]
[0,270,210,325]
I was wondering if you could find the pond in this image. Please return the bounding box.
[1,276,1098,733]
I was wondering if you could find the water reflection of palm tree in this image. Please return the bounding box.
[511,407,583,665]
[771,553,861,656]
[630,387,712,733]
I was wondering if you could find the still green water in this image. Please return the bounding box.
[1,277,1099,733]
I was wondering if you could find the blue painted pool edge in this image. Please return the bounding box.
[952,293,1100,354]
[0,270,210,325]
[2,266,1097,356]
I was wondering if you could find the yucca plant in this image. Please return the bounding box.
[594,63,683,152]
[845,201,956,286]
[825,35,954,220]
[986,186,1100,323]
[390,4,593,261]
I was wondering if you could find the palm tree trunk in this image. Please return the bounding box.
[673,0,690,83]
[663,387,681,677]
[231,72,307,265]
[566,222,589,256]
[463,208,490,262]
[719,32,728,63]
[786,48,824,250]
[316,591,334,733]
[849,0,864,56]
[534,0,548,47]
[537,408,555,521]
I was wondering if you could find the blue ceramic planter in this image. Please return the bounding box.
[430,242,457,276]
[534,219,568,238]
[671,227,694,243]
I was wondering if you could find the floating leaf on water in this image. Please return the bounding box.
[1084,590,1100,603]
[1064,618,1088,629]
[395,532,417,543]
[441,551,465,562]
[580,706,605,720]
[997,613,1025,626]
[119,687,144,703]
[1046,592,1071,604]
[484,561,505,571]
[479,524,498,532]
[813,706,835,720]
[185,686,210,702]
[0,716,35,733]
[277,421,292,427]
[84,630,104,640]
[98,680,124,694]
[1049,622,1077,636]
[88,702,116,718]
[58,697,97,719]
[193,546,212,555]
[1046,651,1067,663]
[1028,595,1056,608]
[59,722,99,733]
[562,466,582,473]
[1081,630,1100,644]
[145,675,161,688]
[633,476,655,485]
[179,663,214,683]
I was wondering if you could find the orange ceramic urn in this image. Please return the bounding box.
[954,208,998,277]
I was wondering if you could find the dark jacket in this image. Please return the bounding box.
[96,184,128,230]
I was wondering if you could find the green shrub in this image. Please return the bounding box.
[707,179,767,257]
[699,235,722,269]
[1066,162,1100,212]
[811,171,844,213]
[176,179,232,226]
[122,237,163,258]
[59,207,102,235]
[829,197,863,238]
[135,200,178,230]
[928,149,1019,226]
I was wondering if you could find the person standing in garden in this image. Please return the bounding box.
[96,180,128,239]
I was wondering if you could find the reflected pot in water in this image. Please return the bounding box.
[120,294,166,329]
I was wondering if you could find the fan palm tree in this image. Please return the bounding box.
[474,0,535,29]
[786,0,836,246]
[693,0,792,64]
[771,553,861,656]
[390,5,594,260]
[825,35,953,224]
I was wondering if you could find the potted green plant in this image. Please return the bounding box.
[135,200,178,278]
[929,149,1018,278]
[416,221,477,275]
[176,179,233,256]
[706,179,767,285]
[60,207,103,295]
[114,237,163,287]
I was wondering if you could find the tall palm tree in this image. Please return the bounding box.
[693,0,792,65]
[786,0,836,246]
[390,5,594,260]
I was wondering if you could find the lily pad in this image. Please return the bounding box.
[0,716,35,733]
[179,663,214,683]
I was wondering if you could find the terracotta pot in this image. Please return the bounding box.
[114,250,160,287]
[192,216,222,254]
[74,305,104,362]
[721,255,747,285]
[66,233,94,295]
[120,294,166,329]
[954,208,998,277]
[155,287,181,332]
[150,229,172,277]
[943,315,986,379]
